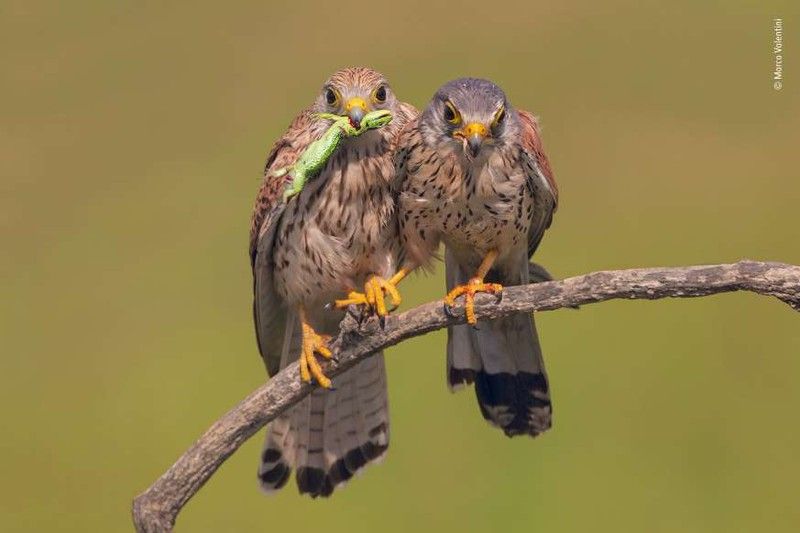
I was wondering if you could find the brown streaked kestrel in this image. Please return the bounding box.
[392,78,558,437]
[250,67,417,497]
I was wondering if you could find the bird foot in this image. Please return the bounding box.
[334,274,402,319]
[443,278,503,325]
[299,321,333,389]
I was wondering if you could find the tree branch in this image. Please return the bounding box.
[132,260,800,532]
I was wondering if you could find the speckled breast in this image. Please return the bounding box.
[272,137,398,306]
[433,152,533,256]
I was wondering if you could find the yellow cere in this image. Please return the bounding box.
[345,97,368,111]
[463,122,488,137]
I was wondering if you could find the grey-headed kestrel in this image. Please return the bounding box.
[391,78,558,437]
[250,67,417,496]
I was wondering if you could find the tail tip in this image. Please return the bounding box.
[474,370,553,438]
[297,467,329,497]
[448,367,477,391]
[258,447,291,493]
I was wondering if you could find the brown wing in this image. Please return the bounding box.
[249,110,317,265]
[251,110,318,375]
[517,109,558,257]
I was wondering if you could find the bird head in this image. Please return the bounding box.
[315,67,397,130]
[420,78,515,160]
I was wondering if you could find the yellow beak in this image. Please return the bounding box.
[459,122,488,157]
[345,97,368,127]
[462,122,488,138]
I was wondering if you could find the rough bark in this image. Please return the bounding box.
[132,260,800,532]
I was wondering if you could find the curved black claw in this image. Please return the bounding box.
[443,302,459,318]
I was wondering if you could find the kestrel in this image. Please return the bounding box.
[393,78,558,437]
[250,67,417,496]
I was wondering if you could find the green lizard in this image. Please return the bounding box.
[276,110,393,202]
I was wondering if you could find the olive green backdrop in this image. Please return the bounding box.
[2,1,799,531]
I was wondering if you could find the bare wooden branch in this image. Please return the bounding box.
[132,260,800,532]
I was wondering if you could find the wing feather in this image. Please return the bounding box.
[517,109,558,257]
[251,110,317,375]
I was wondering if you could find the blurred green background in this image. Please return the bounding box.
[2,1,799,531]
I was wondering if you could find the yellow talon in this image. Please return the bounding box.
[298,309,333,388]
[382,280,401,307]
[334,291,369,307]
[334,274,402,317]
[365,278,377,307]
[444,278,503,325]
[372,278,388,316]
[444,250,503,325]
[299,347,311,383]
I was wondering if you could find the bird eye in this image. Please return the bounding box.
[443,101,460,125]
[492,106,506,129]
[373,85,387,103]
[325,87,340,106]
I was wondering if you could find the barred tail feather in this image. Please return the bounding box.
[258,353,390,497]
[471,313,552,436]
[258,414,292,492]
[296,390,327,495]
[445,248,484,390]
[445,249,553,437]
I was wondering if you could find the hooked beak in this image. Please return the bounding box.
[458,122,488,158]
[345,97,368,129]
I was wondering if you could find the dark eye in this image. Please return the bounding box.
[443,101,460,124]
[325,88,339,106]
[373,85,387,103]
